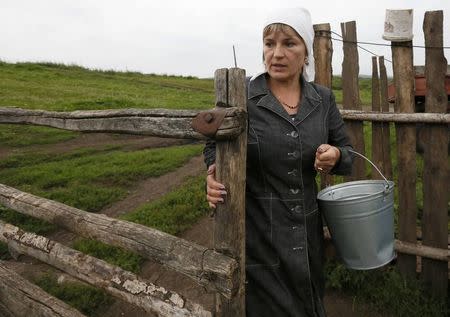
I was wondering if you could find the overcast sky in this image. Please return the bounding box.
[1,0,449,78]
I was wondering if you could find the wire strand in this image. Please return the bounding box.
[330,30,450,49]
[317,31,393,63]
[316,29,449,67]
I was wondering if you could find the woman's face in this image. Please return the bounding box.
[263,26,307,83]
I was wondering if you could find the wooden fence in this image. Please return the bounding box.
[313,11,449,299]
[0,69,247,316]
[0,9,449,317]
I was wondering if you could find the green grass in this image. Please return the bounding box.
[0,62,214,112]
[0,144,202,212]
[0,241,10,260]
[325,261,447,317]
[332,76,373,106]
[34,272,113,317]
[122,175,210,235]
[72,239,143,274]
[0,124,77,148]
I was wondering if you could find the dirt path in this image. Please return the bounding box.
[101,155,205,218]
[0,133,192,159]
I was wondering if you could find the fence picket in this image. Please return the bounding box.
[390,40,418,278]
[371,57,384,180]
[378,56,393,180]
[422,10,449,298]
[341,21,366,180]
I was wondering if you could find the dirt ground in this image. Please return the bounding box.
[2,133,385,317]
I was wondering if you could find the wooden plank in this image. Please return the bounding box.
[214,68,247,317]
[0,221,211,317]
[0,107,246,140]
[314,23,334,189]
[371,57,384,180]
[0,183,237,297]
[339,110,450,123]
[390,40,417,277]
[422,10,449,298]
[394,240,449,262]
[0,261,86,317]
[341,21,366,180]
[378,56,393,180]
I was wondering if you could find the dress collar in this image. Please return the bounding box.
[247,72,323,125]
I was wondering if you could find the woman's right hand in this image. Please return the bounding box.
[206,164,227,209]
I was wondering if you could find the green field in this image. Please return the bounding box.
[0,62,445,317]
[0,61,214,111]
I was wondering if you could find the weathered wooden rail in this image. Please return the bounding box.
[0,183,237,298]
[0,107,246,140]
[0,220,211,317]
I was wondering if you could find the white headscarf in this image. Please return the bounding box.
[263,8,315,82]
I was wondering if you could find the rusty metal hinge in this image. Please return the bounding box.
[191,109,227,138]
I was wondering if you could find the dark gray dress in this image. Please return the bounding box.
[204,73,353,317]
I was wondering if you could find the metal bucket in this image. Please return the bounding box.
[317,150,396,270]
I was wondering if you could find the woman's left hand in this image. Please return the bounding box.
[314,144,340,174]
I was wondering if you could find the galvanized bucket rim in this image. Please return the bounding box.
[317,179,395,203]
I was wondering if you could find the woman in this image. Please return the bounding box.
[204,8,353,317]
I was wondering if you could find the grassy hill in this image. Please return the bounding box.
[0,61,215,111]
[0,61,373,112]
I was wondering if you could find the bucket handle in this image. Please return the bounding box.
[348,149,391,191]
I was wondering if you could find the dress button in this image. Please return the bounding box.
[288,150,300,158]
[290,131,299,138]
[288,169,298,176]
[291,205,302,213]
[290,188,300,194]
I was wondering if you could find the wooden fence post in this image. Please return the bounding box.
[313,23,333,88]
[371,56,384,180]
[341,21,366,180]
[314,23,334,189]
[378,56,393,180]
[390,38,417,278]
[422,10,448,298]
[214,68,247,316]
